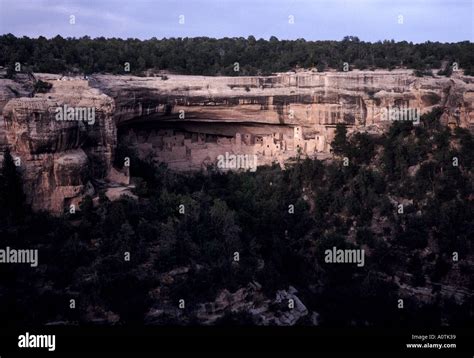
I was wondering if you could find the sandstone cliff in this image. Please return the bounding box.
[92,69,474,131]
[93,70,474,171]
[1,70,473,213]
[1,74,115,213]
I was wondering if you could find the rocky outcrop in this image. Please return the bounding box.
[195,284,311,325]
[1,74,116,214]
[144,280,313,326]
[0,75,32,156]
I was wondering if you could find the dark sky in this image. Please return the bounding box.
[0,0,472,42]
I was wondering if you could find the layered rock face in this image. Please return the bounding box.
[93,70,474,171]
[0,75,32,151]
[1,74,116,213]
[1,70,473,213]
[93,70,474,129]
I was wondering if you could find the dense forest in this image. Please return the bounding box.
[0,108,472,327]
[1,34,474,76]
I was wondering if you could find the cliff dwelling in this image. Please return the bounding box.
[120,121,331,171]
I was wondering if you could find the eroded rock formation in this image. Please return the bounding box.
[1,74,115,213]
[93,70,474,130]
